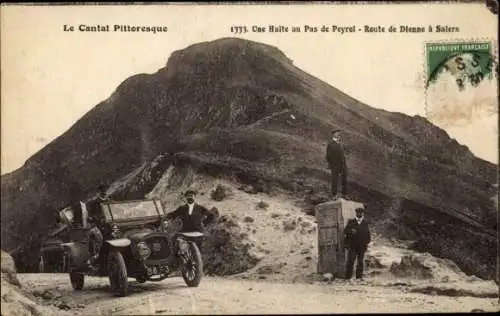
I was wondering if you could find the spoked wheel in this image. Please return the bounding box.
[180,241,203,287]
[108,251,128,297]
[70,271,84,290]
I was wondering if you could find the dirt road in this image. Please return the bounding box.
[18,273,498,314]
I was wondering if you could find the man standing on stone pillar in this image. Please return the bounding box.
[326,129,348,199]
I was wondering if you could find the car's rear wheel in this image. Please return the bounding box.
[108,250,128,297]
[180,241,203,287]
[136,275,147,283]
[70,272,84,290]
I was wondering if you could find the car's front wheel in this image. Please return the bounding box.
[180,241,203,287]
[108,250,128,297]
[70,271,84,290]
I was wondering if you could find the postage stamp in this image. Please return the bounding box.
[424,40,498,125]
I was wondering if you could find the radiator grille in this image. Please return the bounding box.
[144,236,170,260]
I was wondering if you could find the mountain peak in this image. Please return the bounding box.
[161,37,293,79]
[169,37,293,64]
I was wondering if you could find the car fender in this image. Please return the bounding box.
[106,239,131,248]
[176,237,191,253]
[178,232,204,238]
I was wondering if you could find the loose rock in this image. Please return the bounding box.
[211,184,231,201]
[322,273,334,282]
[243,216,255,223]
[365,255,384,269]
[389,255,433,279]
[256,201,269,210]
[283,220,297,232]
[243,185,258,194]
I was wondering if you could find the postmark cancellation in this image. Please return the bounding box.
[424,39,498,127]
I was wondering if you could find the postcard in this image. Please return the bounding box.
[1,2,498,315]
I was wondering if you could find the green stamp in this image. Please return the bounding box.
[424,40,497,125]
[425,41,494,90]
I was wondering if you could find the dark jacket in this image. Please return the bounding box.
[343,218,371,250]
[86,196,114,224]
[326,140,347,173]
[166,203,215,233]
[86,196,110,216]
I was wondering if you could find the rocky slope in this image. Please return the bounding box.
[1,38,497,279]
[1,251,71,316]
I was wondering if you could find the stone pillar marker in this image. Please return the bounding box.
[315,198,363,278]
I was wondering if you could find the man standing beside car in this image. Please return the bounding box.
[86,185,111,266]
[165,190,218,252]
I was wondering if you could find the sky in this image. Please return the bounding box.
[1,4,498,174]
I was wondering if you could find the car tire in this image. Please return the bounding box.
[136,276,147,283]
[181,241,203,287]
[70,272,84,290]
[108,250,128,297]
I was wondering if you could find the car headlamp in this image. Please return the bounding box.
[111,224,122,238]
[136,242,151,259]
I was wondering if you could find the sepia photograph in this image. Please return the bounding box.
[1,2,499,314]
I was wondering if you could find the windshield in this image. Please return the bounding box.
[102,200,163,222]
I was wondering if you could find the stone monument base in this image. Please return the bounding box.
[315,198,364,278]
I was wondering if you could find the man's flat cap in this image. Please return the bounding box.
[331,129,342,135]
[184,190,197,196]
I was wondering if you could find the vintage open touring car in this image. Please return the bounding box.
[59,199,204,296]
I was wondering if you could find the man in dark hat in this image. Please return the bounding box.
[85,184,111,267]
[326,129,348,199]
[85,185,108,214]
[165,190,217,252]
[343,206,371,281]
